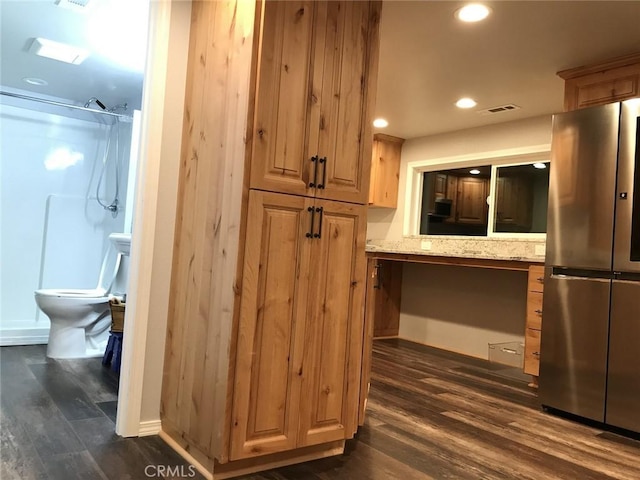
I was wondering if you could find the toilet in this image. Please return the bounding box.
[35,233,131,359]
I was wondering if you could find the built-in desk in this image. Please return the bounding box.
[359,238,546,420]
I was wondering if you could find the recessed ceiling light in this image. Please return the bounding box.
[28,38,89,65]
[373,118,389,128]
[533,163,547,169]
[22,77,48,86]
[455,3,491,23]
[470,169,481,175]
[456,97,477,109]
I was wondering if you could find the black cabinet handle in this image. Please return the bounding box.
[309,156,318,188]
[313,207,324,238]
[317,157,326,189]
[305,206,315,238]
[535,309,543,315]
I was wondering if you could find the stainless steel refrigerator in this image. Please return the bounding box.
[539,99,640,433]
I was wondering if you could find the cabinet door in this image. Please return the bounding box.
[230,191,312,460]
[368,134,403,208]
[456,177,488,224]
[250,1,315,197]
[312,1,379,204]
[297,199,367,446]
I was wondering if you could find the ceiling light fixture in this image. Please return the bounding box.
[455,3,491,23]
[373,118,389,128]
[533,163,548,169]
[470,169,481,175]
[28,38,89,65]
[22,77,48,86]
[456,97,477,109]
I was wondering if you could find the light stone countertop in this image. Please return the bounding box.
[365,236,546,263]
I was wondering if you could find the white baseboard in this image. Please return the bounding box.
[138,420,162,437]
[0,326,49,346]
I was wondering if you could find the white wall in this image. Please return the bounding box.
[0,103,132,344]
[367,115,553,240]
[131,0,191,426]
[368,115,552,359]
[399,263,528,359]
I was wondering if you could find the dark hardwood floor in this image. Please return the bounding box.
[3,339,639,479]
[0,345,205,480]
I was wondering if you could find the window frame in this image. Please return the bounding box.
[404,145,551,238]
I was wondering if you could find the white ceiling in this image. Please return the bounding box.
[0,0,149,112]
[375,1,640,139]
[1,1,639,138]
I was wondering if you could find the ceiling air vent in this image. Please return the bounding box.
[477,104,521,115]
[55,0,91,10]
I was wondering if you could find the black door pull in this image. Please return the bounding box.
[314,207,324,238]
[309,156,319,188]
[317,157,327,189]
[305,206,315,238]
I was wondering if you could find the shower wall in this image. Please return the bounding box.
[0,101,134,345]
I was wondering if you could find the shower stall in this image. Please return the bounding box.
[0,91,140,345]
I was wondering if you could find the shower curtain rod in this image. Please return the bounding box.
[0,90,132,120]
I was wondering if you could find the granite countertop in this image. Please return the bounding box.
[365,236,546,263]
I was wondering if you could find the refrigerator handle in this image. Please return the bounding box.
[550,267,614,281]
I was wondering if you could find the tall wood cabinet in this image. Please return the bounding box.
[161,1,381,477]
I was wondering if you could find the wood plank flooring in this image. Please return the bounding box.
[241,338,640,480]
[3,339,639,479]
[0,345,205,480]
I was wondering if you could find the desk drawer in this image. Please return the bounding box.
[526,291,543,330]
[524,328,541,376]
[528,265,545,293]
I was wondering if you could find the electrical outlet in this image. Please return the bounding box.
[421,240,432,251]
[535,244,545,256]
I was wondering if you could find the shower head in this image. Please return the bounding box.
[84,97,106,110]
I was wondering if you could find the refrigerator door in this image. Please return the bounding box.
[539,272,611,422]
[606,279,640,433]
[613,99,640,273]
[546,103,620,271]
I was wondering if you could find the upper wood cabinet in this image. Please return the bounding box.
[368,134,404,208]
[496,176,533,229]
[559,52,640,111]
[250,1,379,204]
[231,190,366,460]
[456,177,488,224]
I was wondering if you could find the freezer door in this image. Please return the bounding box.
[546,103,619,270]
[606,279,640,433]
[539,273,611,422]
[613,99,640,273]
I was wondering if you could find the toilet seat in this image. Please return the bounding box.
[35,288,108,298]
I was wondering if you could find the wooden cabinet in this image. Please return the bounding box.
[495,176,533,230]
[524,265,545,384]
[368,134,404,208]
[231,191,366,459]
[456,177,488,224]
[161,0,381,475]
[371,260,402,338]
[251,1,377,205]
[559,52,640,111]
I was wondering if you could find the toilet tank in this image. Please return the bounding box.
[109,233,131,298]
